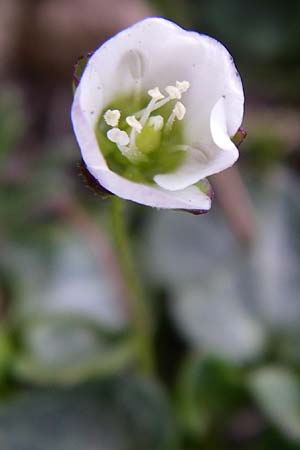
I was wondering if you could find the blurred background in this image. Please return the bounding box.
[1,0,300,449]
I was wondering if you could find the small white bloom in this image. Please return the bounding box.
[71,18,244,211]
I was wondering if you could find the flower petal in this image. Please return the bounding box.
[74,18,243,137]
[182,32,244,143]
[154,97,238,191]
[71,87,108,169]
[89,165,212,210]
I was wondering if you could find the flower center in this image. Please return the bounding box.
[95,81,190,184]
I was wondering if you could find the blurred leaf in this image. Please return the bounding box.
[8,228,127,330]
[2,227,134,384]
[13,317,136,385]
[0,86,26,162]
[170,277,266,363]
[0,376,176,450]
[176,355,243,437]
[141,208,238,287]
[243,131,283,169]
[249,169,300,331]
[0,327,14,384]
[248,366,300,441]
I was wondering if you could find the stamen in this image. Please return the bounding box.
[126,115,142,133]
[148,115,164,131]
[103,81,191,162]
[140,87,166,126]
[135,81,190,119]
[176,80,190,93]
[165,102,186,132]
[165,85,182,99]
[107,128,130,146]
[104,109,121,127]
[173,101,186,120]
[148,87,164,101]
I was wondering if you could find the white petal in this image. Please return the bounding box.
[154,97,238,191]
[76,17,243,139]
[71,87,107,169]
[89,165,212,210]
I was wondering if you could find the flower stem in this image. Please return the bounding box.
[109,196,154,374]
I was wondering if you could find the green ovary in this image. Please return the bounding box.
[95,93,186,184]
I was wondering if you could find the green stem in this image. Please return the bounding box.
[109,196,154,374]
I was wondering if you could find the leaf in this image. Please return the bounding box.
[13,317,136,385]
[0,87,26,163]
[249,169,300,331]
[176,355,243,436]
[248,366,300,441]
[0,377,176,450]
[72,52,93,91]
[170,276,266,363]
[141,207,238,287]
[12,229,127,330]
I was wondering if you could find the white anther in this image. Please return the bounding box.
[126,115,143,133]
[176,80,190,93]
[148,115,164,131]
[148,87,165,101]
[104,109,121,127]
[107,128,130,146]
[173,102,186,120]
[165,85,182,99]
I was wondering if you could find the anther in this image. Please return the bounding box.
[176,81,190,93]
[107,128,130,146]
[165,85,181,99]
[126,115,142,133]
[104,109,121,127]
[148,87,165,101]
[173,102,186,120]
[148,115,164,131]
[165,102,186,132]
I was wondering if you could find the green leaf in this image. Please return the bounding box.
[13,317,137,385]
[0,377,176,450]
[176,355,243,436]
[0,327,14,384]
[72,52,93,92]
[248,366,300,441]
[0,87,26,163]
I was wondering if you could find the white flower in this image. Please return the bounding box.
[71,17,244,211]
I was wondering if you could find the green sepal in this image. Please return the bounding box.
[72,52,94,94]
